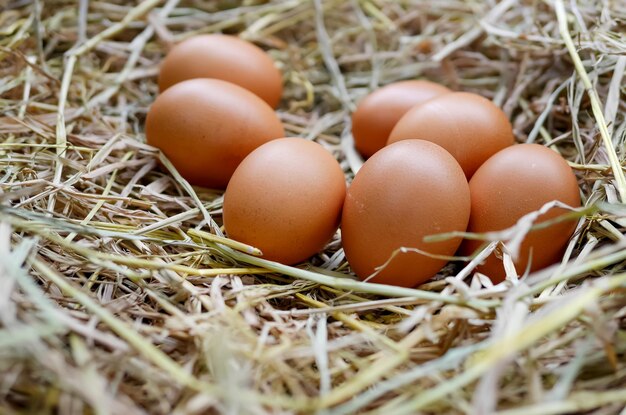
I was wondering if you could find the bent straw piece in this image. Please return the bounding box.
[523,242,626,298]
[188,228,263,256]
[555,0,626,203]
[157,154,221,233]
[220,245,499,308]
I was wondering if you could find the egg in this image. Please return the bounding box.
[158,34,283,108]
[351,80,450,158]
[223,138,346,265]
[145,78,284,189]
[341,139,471,287]
[462,144,581,283]
[387,92,515,178]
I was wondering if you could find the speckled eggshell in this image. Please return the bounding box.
[158,34,283,108]
[387,92,515,178]
[223,138,346,265]
[145,78,285,189]
[341,139,471,287]
[462,144,581,283]
[351,80,450,158]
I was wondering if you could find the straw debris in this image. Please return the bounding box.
[0,0,625,413]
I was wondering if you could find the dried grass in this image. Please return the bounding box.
[1,0,625,414]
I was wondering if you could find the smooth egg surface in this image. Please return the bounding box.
[387,92,515,178]
[341,139,471,287]
[158,34,283,108]
[462,144,581,282]
[145,78,285,189]
[351,80,450,158]
[223,138,346,265]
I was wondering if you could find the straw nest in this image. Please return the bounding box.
[1,0,625,413]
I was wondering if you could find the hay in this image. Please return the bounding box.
[0,0,625,413]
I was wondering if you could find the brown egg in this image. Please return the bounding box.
[145,78,285,189]
[223,138,346,265]
[158,34,283,108]
[462,144,581,283]
[341,139,471,287]
[351,80,450,158]
[387,92,515,178]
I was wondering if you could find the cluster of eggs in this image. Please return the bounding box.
[347,84,581,286]
[146,35,581,288]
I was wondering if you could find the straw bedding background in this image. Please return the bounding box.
[0,0,625,413]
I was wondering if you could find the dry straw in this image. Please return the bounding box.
[1,0,625,414]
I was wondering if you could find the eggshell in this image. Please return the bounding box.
[387,92,515,178]
[462,144,581,283]
[341,139,471,287]
[351,80,450,158]
[145,78,285,189]
[158,34,283,108]
[223,138,346,265]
